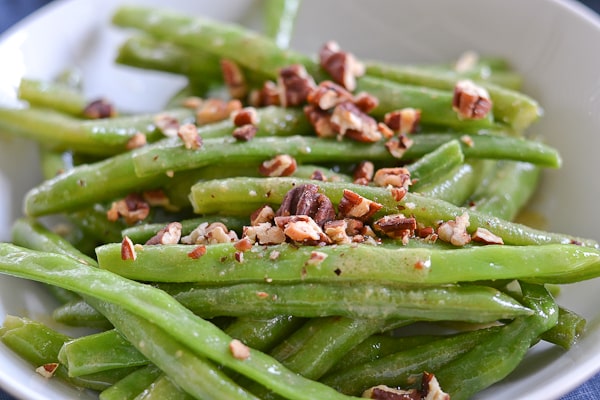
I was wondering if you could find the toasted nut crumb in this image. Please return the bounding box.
[259,154,297,177]
[177,123,202,149]
[234,237,254,252]
[472,227,504,245]
[460,134,474,147]
[278,64,316,107]
[319,41,365,91]
[256,291,269,299]
[377,122,395,139]
[437,212,471,246]
[187,245,207,259]
[83,98,116,119]
[324,219,351,244]
[373,167,412,191]
[352,92,379,113]
[384,108,421,134]
[344,218,365,236]
[338,189,383,221]
[385,135,414,159]
[278,215,331,245]
[196,98,242,125]
[353,161,374,185]
[243,222,286,245]
[35,363,60,378]
[307,80,354,110]
[452,79,492,120]
[121,236,137,260]
[331,101,381,142]
[248,81,281,107]
[126,132,147,150]
[307,250,328,265]
[421,372,450,400]
[232,124,258,141]
[142,189,172,209]
[373,214,417,243]
[220,59,247,99]
[304,105,336,138]
[234,251,244,262]
[269,250,280,260]
[229,339,250,360]
[154,113,180,137]
[181,96,203,109]
[250,205,276,226]
[231,107,259,127]
[310,169,327,181]
[276,183,336,227]
[145,222,183,245]
[181,222,237,245]
[362,385,420,399]
[107,194,150,225]
[390,187,408,202]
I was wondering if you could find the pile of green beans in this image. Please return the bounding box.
[0,2,598,400]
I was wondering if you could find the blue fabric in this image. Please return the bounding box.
[1,0,600,399]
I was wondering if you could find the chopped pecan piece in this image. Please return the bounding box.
[385,135,414,159]
[331,101,381,142]
[220,59,247,99]
[83,98,116,119]
[234,237,254,252]
[249,81,281,107]
[304,105,336,138]
[187,245,207,259]
[181,96,203,109]
[337,189,382,221]
[373,167,412,190]
[154,112,180,137]
[353,92,379,113]
[277,64,316,107]
[307,250,328,265]
[373,214,417,244]
[181,222,237,245]
[460,134,474,147]
[276,183,336,227]
[243,222,286,245]
[35,363,60,378]
[362,385,421,400]
[145,222,182,245]
[307,80,354,110]
[353,161,374,185]
[232,124,258,141]
[231,107,259,127]
[275,215,331,245]
[126,132,147,150]
[143,189,172,209]
[310,169,327,181]
[324,219,351,244]
[319,41,365,91]
[229,339,250,360]
[196,98,242,125]
[250,205,276,226]
[384,108,421,134]
[452,79,492,120]
[421,372,450,400]
[107,193,150,225]
[377,122,395,139]
[177,123,202,150]
[437,212,471,246]
[259,154,297,177]
[472,227,504,245]
[121,236,137,261]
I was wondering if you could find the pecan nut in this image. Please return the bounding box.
[383,108,421,134]
[319,41,365,91]
[437,212,471,246]
[352,161,375,185]
[145,222,182,245]
[452,79,492,120]
[307,80,354,110]
[259,154,298,177]
[337,189,382,221]
[330,101,381,142]
[177,123,202,150]
[277,64,316,107]
[83,98,116,119]
[220,59,247,99]
[304,105,336,138]
[276,183,336,227]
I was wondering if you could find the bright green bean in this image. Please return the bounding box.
[99,365,162,400]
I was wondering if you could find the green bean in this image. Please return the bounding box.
[416,163,479,205]
[0,106,194,156]
[436,282,559,399]
[68,204,130,244]
[225,316,305,352]
[95,240,600,285]
[18,78,88,117]
[58,329,149,377]
[540,306,586,350]
[406,139,464,190]
[320,326,502,395]
[0,315,138,391]
[469,161,541,221]
[39,148,75,179]
[364,62,542,131]
[0,243,360,400]
[52,298,112,329]
[188,177,595,246]
[100,365,163,400]
[264,0,302,49]
[157,281,531,322]
[135,374,194,400]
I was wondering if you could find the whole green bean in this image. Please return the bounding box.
[95,241,600,285]
[0,243,360,400]
[264,0,302,49]
[406,139,464,190]
[416,162,478,205]
[188,177,595,247]
[18,78,88,117]
[135,374,194,400]
[225,315,305,353]
[100,365,163,400]
[52,298,111,329]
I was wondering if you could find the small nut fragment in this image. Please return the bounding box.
[121,236,137,260]
[126,132,147,150]
[250,205,276,226]
[243,222,286,245]
[324,219,351,244]
[384,135,414,159]
[310,169,327,181]
[181,96,203,109]
[181,222,237,245]
[307,80,354,110]
[196,98,242,125]
[107,193,151,225]
[187,245,207,259]
[259,154,297,177]
[452,79,492,120]
[307,250,328,266]
[234,237,254,252]
[177,123,202,149]
[275,215,331,245]
[437,212,471,246]
[277,64,316,107]
[353,161,374,185]
[142,189,173,209]
[319,41,365,91]
[384,108,421,134]
[231,107,259,127]
[472,227,504,245]
[83,98,116,119]
[353,92,379,113]
[145,222,183,245]
[362,385,420,400]
[373,214,417,244]
[331,101,381,143]
[154,113,180,137]
[35,363,60,378]
[460,134,474,147]
[232,124,258,141]
[337,189,382,221]
[229,339,250,360]
[304,105,336,138]
[276,183,336,227]
[220,59,247,99]
[248,81,280,107]
[373,167,412,191]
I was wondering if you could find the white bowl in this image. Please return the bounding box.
[1,0,599,399]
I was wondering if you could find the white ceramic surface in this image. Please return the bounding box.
[1,0,599,399]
